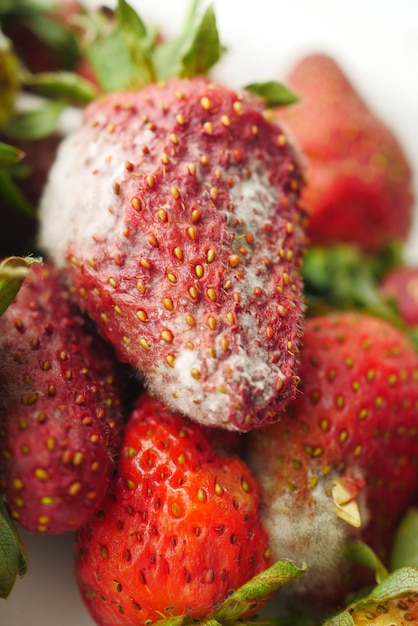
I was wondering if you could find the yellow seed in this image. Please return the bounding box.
[176,113,185,125]
[203,121,213,135]
[207,316,217,330]
[221,114,231,127]
[161,153,170,165]
[191,208,201,223]
[233,101,243,115]
[207,288,217,302]
[189,286,198,299]
[136,310,148,322]
[161,329,174,343]
[166,355,175,368]
[187,226,197,240]
[186,314,196,327]
[34,468,49,481]
[191,368,201,380]
[148,234,158,247]
[158,208,168,222]
[108,277,117,288]
[167,272,177,283]
[200,96,211,110]
[140,258,151,269]
[163,297,174,310]
[169,133,179,144]
[171,186,180,199]
[139,337,151,350]
[146,174,155,188]
[68,482,82,496]
[173,246,184,261]
[207,249,216,263]
[188,163,196,175]
[226,312,235,324]
[131,197,141,211]
[195,265,204,279]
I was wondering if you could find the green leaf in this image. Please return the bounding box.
[178,4,224,78]
[23,70,98,104]
[344,542,389,584]
[0,255,40,316]
[245,81,299,108]
[0,140,25,167]
[210,559,306,623]
[2,98,65,140]
[115,0,156,86]
[155,1,224,81]
[0,31,20,128]
[0,169,36,216]
[367,566,418,602]
[24,13,80,69]
[0,496,27,599]
[391,507,418,570]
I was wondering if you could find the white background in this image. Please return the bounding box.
[2,1,418,624]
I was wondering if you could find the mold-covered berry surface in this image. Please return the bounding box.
[1,1,418,625]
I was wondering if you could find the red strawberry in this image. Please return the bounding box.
[277,53,414,252]
[75,393,272,625]
[0,262,125,534]
[38,76,306,431]
[380,265,418,327]
[245,311,418,605]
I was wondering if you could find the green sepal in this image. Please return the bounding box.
[0,495,27,599]
[391,507,418,570]
[301,242,418,347]
[81,0,156,92]
[245,81,299,108]
[0,31,20,128]
[155,1,224,81]
[0,255,40,316]
[0,140,25,167]
[0,169,36,216]
[2,98,65,140]
[210,559,306,623]
[22,70,98,104]
[323,566,418,626]
[153,559,306,626]
[344,542,389,584]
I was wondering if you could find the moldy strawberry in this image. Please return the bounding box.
[38,4,307,432]
[0,262,125,534]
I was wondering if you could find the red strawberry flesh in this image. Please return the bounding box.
[75,393,271,625]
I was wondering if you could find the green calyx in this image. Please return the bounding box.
[77,0,224,93]
[153,559,306,626]
[323,566,418,625]
[0,255,40,317]
[0,495,27,599]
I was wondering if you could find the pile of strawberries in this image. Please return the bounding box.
[1,2,418,625]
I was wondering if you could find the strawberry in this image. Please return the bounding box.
[38,75,306,432]
[323,567,418,626]
[0,262,125,534]
[380,265,418,327]
[245,311,418,605]
[75,392,272,625]
[277,53,414,252]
